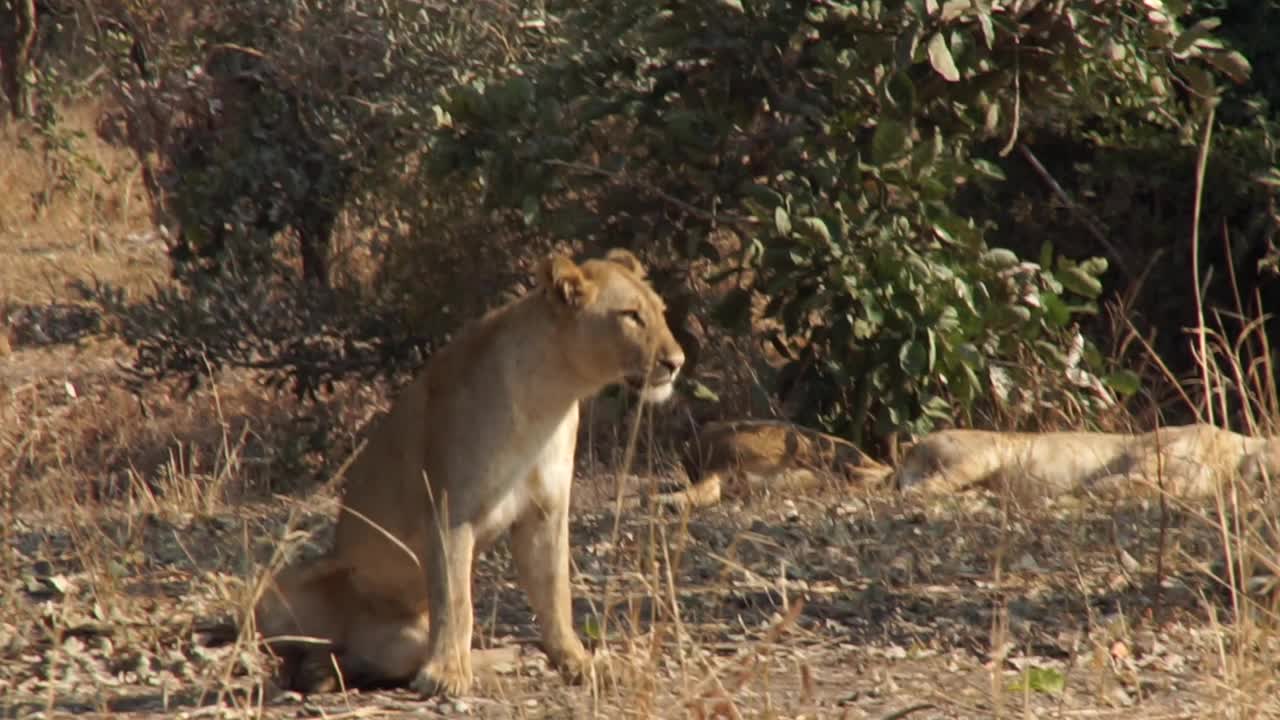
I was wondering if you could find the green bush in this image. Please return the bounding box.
[77,0,1269,438]
[424,0,1250,440]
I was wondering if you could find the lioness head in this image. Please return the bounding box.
[540,248,685,402]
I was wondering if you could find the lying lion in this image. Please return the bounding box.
[253,249,685,697]
[893,423,1280,500]
[645,419,890,510]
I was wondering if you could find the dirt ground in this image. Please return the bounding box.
[3,336,1279,719]
[3,110,1279,719]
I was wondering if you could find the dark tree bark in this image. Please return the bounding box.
[0,0,37,120]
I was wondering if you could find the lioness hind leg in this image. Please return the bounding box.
[275,619,429,694]
[257,558,430,693]
[335,608,432,689]
[511,490,592,683]
[254,558,348,693]
[409,524,476,698]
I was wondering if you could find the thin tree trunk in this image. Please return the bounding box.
[0,0,37,120]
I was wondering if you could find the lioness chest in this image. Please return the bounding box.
[464,403,579,549]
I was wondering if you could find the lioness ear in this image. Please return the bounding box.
[604,248,646,279]
[539,254,598,308]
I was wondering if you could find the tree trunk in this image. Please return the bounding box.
[0,0,37,121]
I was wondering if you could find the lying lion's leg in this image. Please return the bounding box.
[899,452,1005,494]
[511,488,591,682]
[646,471,723,510]
[409,522,476,698]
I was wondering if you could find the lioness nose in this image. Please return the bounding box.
[660,348,685,375]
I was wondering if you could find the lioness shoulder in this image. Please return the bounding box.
[254,248,685,697]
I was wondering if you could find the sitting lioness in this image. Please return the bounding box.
[254,249,684,697]
[646,419,891,510]
[893,423,1279,500]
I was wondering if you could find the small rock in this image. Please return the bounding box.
[1119,549,1140,573]
[1012,553,1040,573]
[1106,686,1133,707]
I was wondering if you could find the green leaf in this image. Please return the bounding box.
[583,615,602,640]
[927,33,960,82]
[988,303,1032,327]
[982,248,1019,269]
[798,217,832,245]
[935,305,960,333]
[885,72,916,116]
[1009,667,1065,695]
[521,195,541,226]
[920,394,951,420]
[899,339,929,375]
[975,2,994,49]
[983,101,1000,134]
[743,198,774,224]
[1038,241,1055,270]
[1204,50,1252,85]
[1172,17,1221,55]
[860,291,884,324]
[1079,257,1109,276]
[743,183,784,207]
[910,131,943,173]
[689,381,722,403]
[775,206,793,236]
[1058,265,1103,298]
[1253,168,1280,188]
[1041,292,1071,328]
[871,119,910,165]
[971,159,1005,181]
[1104,369,1142,397]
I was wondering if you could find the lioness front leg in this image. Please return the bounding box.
[512,491,592,683]
[409,523,476,698]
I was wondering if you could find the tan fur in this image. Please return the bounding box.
[893,423,1280,500]
[253,249,685,697]
[647,420,890,510]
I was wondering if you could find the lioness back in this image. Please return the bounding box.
[254,248,684,696]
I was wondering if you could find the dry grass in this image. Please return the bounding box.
[4,101,1280,720]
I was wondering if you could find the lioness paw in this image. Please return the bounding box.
[411,662,473,698]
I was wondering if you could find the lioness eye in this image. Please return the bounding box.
[621,309,645,327]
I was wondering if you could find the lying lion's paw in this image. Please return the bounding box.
[411,661,473,698]
[555,649,615,689]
